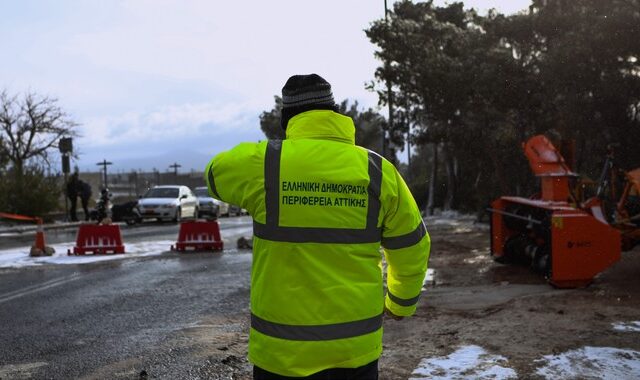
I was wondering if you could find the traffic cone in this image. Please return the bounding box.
[30,219,54,257]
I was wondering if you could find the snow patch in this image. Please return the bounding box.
[425,268,435,283]
[0,362,48,378]
[424,212,488,231]
[0,240,173,268]
[411,345,517,380]
[422,268,436,289]
[613,321,640,332]
[535,346,640,379]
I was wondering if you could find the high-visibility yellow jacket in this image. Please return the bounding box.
[205,110,430,377]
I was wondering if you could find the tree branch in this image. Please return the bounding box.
[0,90,80,173]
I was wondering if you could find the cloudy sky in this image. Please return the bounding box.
[1,0,530,173]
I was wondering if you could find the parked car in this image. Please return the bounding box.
[194,186,228,219]
[227,203,242,217]
[137,185,198,222]
[111,200,142,225]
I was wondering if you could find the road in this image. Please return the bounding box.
[0,217,254,380]
[2,216,640,379]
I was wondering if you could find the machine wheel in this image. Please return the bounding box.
[493,253,510,264]
[501,234,533,266]
[193,206,199,219]
[173,207,182,223]
[533,250,551,276]
[497,235,519,264]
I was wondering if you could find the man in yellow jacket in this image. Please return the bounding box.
[205,74,430,379]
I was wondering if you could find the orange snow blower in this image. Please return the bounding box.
[488,135,622,288]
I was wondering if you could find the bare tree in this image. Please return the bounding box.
[0,90,79,174]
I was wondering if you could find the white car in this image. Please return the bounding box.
[137,185,198,222]
[194,186,229,219]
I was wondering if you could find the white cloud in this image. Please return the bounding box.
[434,0,530,15]
[1,0,530,167]
[62,1,383,109]
[80,101,260,147]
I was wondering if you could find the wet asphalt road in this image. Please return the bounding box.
[0,217,254,379]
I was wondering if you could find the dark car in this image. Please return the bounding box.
[194,186,224,219]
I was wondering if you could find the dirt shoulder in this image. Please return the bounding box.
[380,218,640,379]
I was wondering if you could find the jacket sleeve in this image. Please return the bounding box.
[204,142,262,212]
[381,168,431,317]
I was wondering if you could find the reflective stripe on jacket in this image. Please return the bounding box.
[205,110,430,377]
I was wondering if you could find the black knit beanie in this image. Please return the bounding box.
[280,74,338,130]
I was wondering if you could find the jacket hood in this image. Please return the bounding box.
[285,110,355,144]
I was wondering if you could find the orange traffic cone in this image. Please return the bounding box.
[30,219,54,257]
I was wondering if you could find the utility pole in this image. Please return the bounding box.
[153,168,160,186]
[169,162,181,183]
[59,137,73,221]
[407,118,412,183]
[96,159,112,189]
[383,0,393,160]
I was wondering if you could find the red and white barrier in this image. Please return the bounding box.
[171,220,223,252]
[68,224,125,255]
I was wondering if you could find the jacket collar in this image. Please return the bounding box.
[285,110,355,144]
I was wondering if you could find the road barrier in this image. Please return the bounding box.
[171,220,223,252]
[68,224,125,255]
[31,219,55,257]
[0,212,54,257]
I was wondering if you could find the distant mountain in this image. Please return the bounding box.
[78,150,215,174]
[118,150,213,173]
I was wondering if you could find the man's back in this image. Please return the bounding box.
[66,174,79,197]
[207,110,429,377]
[78,180,92,199]
[206,74,430,378]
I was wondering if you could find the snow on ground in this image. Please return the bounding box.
[0,240,173,268]
[420,268,436,290]
[0,221,254,269]
[425,211,475,225]
[535,346,640,379]
[410,345,517,380]
[424,211,488,233]
[412,344,640,380]
[612,321,640,332]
